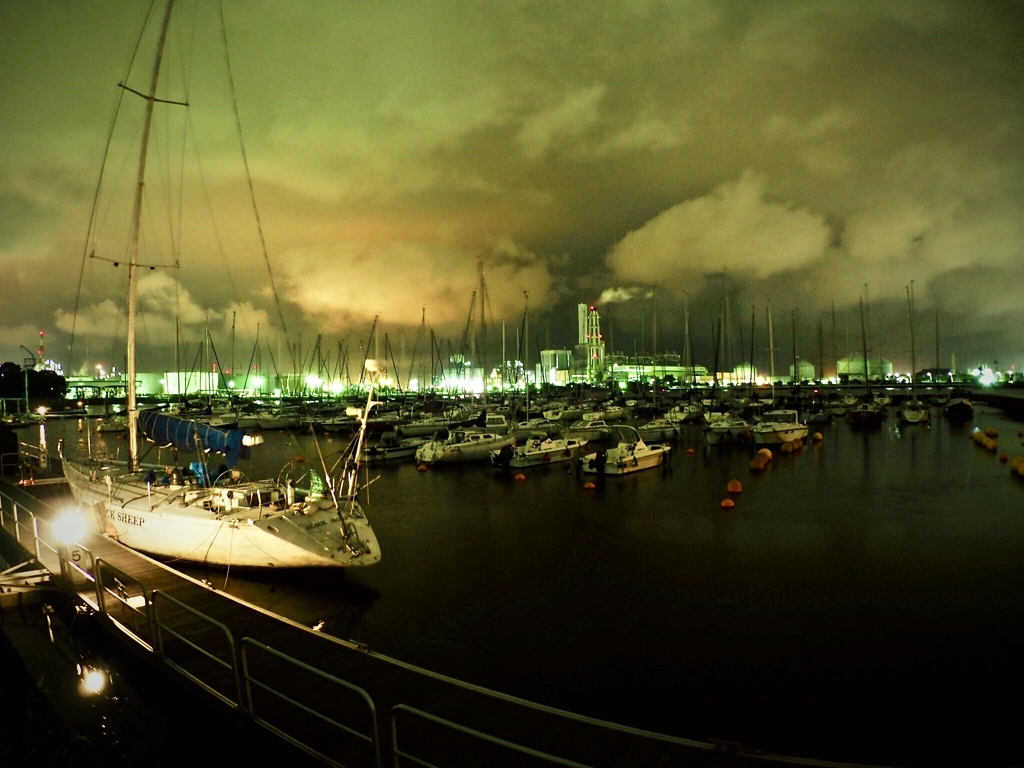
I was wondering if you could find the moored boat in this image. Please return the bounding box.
[563,418,615,443]
[636,417,680,443]
[415,429,516,466]
[58,3,382,570]
[490,436,590,469]
[704,415,753,445]
[61,390,383,568]
[364,430,429,462]
[943,391,974,422]
[751,409,809,445]
[582,424,671,476]
[847,401,887,428]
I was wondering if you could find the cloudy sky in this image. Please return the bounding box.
[2,0,1022,382]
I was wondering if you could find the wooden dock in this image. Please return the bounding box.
[0,453,875,768]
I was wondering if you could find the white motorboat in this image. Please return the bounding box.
[542,404,583,423]
[664,401,704,425]
[751,410,809,445]
[364,430,429,462]
[474,411,514,435]
[582,425,671,476]
[490,436,590,469]
[636,418,680,443]
[515,418,562,440]
[563,418,615,442]
[704,415,753,445]
[415,429,516,465]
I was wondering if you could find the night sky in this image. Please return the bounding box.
[2,1,1022,379]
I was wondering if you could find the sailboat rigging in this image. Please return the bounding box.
[751,302,809,446]
[848,294,887,427]
[896,282,930,425]
[59,0,381,569]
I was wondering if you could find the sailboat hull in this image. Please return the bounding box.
[62,458,380,568]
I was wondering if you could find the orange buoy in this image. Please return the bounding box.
[720,498,735,509]
[583,481,596,489]
[749,457,766,471]
[758,447,773,461]
[727,479,743,493]
[295,455,305,462]
[417,463,428,471]
[686,447,695,454]
[515,473,527,482]
[985,426,999,438]
[812,432,824,442]
[999,454,1008,463]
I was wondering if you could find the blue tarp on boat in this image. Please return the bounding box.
[138,409,245,467]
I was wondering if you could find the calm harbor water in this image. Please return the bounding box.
[26,403,1024,766]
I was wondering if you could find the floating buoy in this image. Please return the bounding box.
[417,464,428,471]
[812,432,824,442]
[985,426,999,438]
[295,455,305,462]
[749,457,767,471]
[978,435,998,451]
[999,453,1008,463]
[686,447,695,454]
[515,473,526,482]
[720,498,735,509]
[758,447,773,461]
[583,481,596,489]
[727,479,743,493]
[1010,455,1023,471]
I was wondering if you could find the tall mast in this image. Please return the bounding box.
[860,295,871,396]
[766,302,776,401]
[126,0,178,471]
[683,293,693,388]
[907,282,918,395]
[523,290,530,412]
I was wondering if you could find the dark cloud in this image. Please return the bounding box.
[1,0,1021,379]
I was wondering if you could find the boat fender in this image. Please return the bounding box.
[563,448,571,457]
[543,453,551,462]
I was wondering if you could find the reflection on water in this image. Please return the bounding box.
[32,406,1024,766]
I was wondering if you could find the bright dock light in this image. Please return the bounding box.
[52,510,89,545]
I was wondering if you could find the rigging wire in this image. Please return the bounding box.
[218,3,290,348]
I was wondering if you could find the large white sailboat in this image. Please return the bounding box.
[59,0,381,569]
